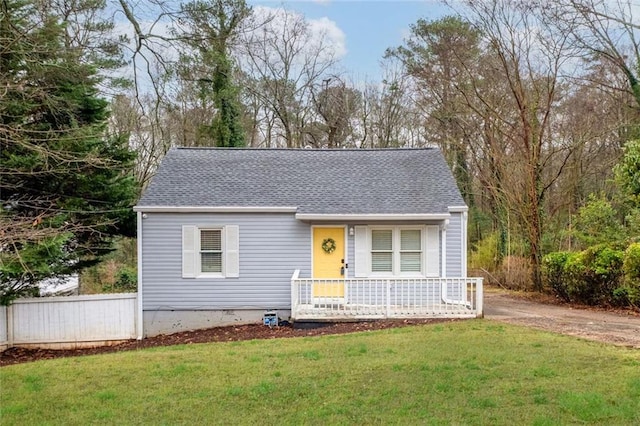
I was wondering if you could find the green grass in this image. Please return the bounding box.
[2,320,640,425]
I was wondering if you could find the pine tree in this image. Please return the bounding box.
[0,0,138,304]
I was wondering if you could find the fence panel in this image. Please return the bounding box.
[0,306,7,347]
[9,293,137,346]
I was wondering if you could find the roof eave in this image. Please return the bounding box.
[448,205,469,213]
[294,213,452,221]
[133,206,299,213]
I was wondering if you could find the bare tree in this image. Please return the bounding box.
[309,76,361,148]
[547,0,640,108]
[451,0,577,290]
[238,8,338,147]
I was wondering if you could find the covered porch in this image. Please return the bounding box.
[290,270,483,321]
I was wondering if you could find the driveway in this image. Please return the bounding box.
[484,290,640,348]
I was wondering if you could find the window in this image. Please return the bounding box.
[200,229,222,273]
[182,225,239,278]
[370,227,423,275]
[371,230,393,272]
[400,229,422,272]
[355,225,439,278]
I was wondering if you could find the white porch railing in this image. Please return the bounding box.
[290,270,483,320]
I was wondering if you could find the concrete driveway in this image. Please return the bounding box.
[484,290,640,348]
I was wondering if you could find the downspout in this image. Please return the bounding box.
[136,211,144,340]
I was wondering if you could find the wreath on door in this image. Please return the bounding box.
[321,238,337,254]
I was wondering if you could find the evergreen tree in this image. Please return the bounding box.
[0,0,138,304]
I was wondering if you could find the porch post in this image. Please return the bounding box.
[291,270,300,320]
[476,278,484,318]
[386,279,391,318]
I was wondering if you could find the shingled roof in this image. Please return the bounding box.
[135,148,466,215]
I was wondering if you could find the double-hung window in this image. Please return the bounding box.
[200,229,222,273]
[355,225,439,277]
[399,229,422,273]
[370,227,423,275]
[371,230,393,272]
[182,225,239,278]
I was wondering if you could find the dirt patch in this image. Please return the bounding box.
[0,318,454,367]
[484,289,640,348]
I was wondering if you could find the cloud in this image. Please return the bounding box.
[308,16,347,58]
[250,5,347,60]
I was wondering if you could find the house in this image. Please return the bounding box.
[134,148,483,336]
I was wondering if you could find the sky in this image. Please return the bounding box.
[248,1,452,80]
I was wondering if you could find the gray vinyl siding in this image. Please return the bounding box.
[141,215,466,311]
[141,213,310,310]
[446,212,463,277]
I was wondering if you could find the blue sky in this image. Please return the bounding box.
[248,1,452,80]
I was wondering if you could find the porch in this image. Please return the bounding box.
[290,270,483,321]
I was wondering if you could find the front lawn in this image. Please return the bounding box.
[1,320,639,425]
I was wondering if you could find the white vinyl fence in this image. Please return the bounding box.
[0,293,138,350]
[0,306,7,348]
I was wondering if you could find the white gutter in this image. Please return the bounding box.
[448,205,469,213]
[136,211,144,340]
[133,206,298,213]
[295,213,451,221]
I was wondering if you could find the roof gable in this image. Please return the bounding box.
[136,148,466,215]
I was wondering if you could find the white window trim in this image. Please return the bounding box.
[368,226,426,278]
[182,225,239,279]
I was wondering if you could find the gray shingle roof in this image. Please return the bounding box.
[136,148,466,215]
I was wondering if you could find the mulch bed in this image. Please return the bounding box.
[0,318,455,367]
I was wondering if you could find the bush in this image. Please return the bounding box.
[622,243,640,306]
[113,267,137,292]
[79,237,137,294]
[544,245,625,306]
[565,245,624,305]
[542,251,571,301]
[571,194,624,248]
[469,232,500,272]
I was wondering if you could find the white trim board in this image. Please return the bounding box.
[134,206,298,213]
[296,213,451,221]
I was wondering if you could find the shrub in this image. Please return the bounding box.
[543,244,640,308]
[469,232,500,272]
[622,243,640,306]
[113,267,137,292]
[564,245,624,305]
[571,194,624,248]
[542,251,571,301]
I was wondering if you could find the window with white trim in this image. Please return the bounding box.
[371,229,393,272]
[400,229,422,272]
[182,225,239,278]
[200,229,222,273]
[370,227,423,275]
[354,225,440,278]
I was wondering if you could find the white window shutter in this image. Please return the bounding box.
[354,226,369,277]
[182,225,197,278]
[224,225,240,278]
[425,225,440,277]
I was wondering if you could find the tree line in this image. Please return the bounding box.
[2,0,640,305]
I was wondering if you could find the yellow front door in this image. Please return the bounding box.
[312,227,345,298]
